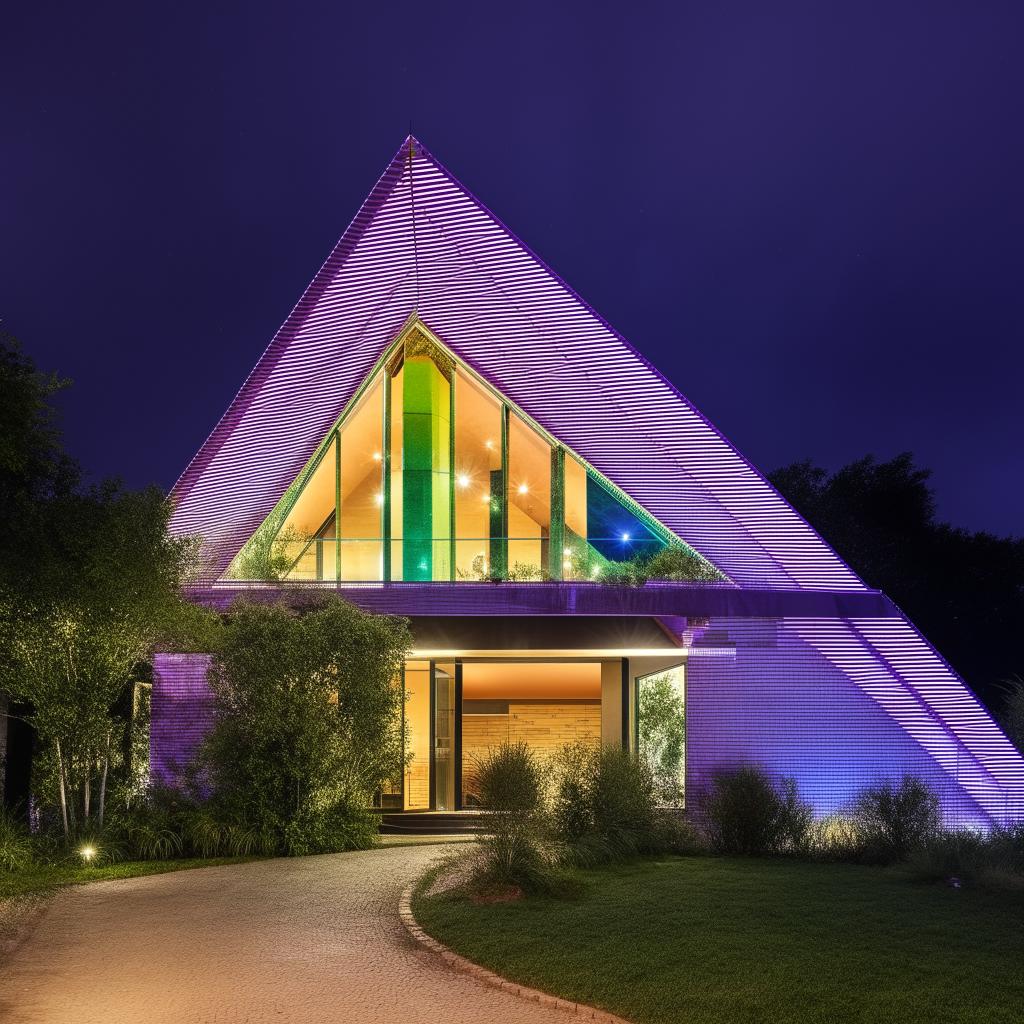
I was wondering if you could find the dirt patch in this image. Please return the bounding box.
[470,883,524,904]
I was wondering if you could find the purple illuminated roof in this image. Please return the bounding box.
[169,137,862,591]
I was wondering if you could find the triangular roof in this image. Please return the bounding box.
[170,137,863,590]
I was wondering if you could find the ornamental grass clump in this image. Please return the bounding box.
[0,807,35,872]
[471,742,554,895]
[698,765,812,856]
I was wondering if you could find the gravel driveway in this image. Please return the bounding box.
[0,845,567,1023]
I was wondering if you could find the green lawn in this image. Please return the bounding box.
[414,857,1024,1024]
[0,858,251,901]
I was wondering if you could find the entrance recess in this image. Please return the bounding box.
[382,657,623,812]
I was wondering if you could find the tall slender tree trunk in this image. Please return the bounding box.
[55,739,70,840]
[98,732,110,828]
[83,759,91,821]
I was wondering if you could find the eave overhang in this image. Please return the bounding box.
[182,581,897,620]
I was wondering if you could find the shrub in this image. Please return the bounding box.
[849,776,940,864]
[589,747,658,852]
[282,805,377,857]
[550,742,594,842]
[699,765,812,856]
[909,824,1024,888]
[198,597,409,856]
[988,823,1024,874]
[598,546,725,586]
[472,742,553,894]
[0,807,35,872]
[648,811,706,856]
[909,829,993,884]
[551,743,686,864]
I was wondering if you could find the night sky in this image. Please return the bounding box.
[3,2,1022,536]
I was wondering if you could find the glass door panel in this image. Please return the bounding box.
[433,662,456,811]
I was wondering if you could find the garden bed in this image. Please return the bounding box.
[414,855,1024,1024]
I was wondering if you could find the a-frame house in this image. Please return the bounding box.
[155,137,1024,827]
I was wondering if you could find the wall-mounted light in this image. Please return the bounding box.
[517,483,529,495]
[457,474,470,489]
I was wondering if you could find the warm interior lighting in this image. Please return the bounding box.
[374,492,384,506]
[484,439,494,450]
[457,473,470,489]
[372,451,382,462]
[517,483,528,495]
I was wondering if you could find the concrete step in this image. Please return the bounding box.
[378,811,486,835]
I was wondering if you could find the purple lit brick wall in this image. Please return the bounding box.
[151,654,215,788]
[686,618,1008,828]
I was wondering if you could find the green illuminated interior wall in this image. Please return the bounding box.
[401,355,451,581]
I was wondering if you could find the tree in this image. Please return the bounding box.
[199,597,410,854]
[0,334,219,835]
[0,485,217,838]
[770,454,1024,715]
[999,677,1024,753]
[0,333,78,595]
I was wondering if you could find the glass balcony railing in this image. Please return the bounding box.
[241,535,668,583]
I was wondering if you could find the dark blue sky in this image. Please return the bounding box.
[3,2,1022,535]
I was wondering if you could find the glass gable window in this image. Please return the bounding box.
[228,320,717,583]
[508,413,552,579]
[339,376,384,581]
[453,368,503,580]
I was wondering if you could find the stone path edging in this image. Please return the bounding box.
[399,885,631,1024]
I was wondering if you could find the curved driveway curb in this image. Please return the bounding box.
[400,885,631,1024]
